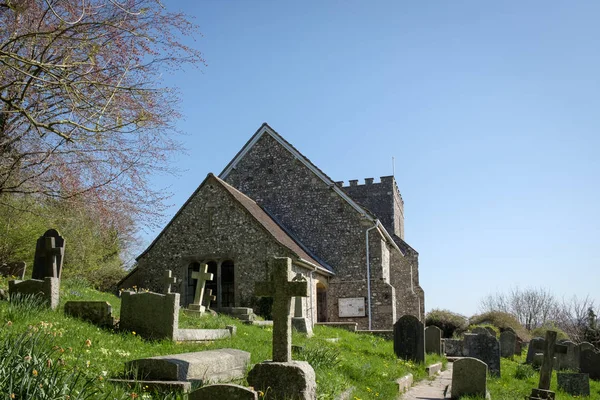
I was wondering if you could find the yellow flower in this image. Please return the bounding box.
[85,339,92,347]
[132,331,136,335]
[32,369,38,376]
[6,321,12,326]
[10,393,15,399]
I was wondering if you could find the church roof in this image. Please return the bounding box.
[137,173,333,275]
[219,123,403,255]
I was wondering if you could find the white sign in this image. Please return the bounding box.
[338,297,366,318]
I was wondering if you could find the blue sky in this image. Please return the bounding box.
[149,1,600,317]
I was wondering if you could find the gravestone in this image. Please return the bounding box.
[202,289,216,309]
[189,384,258,400]
[472,326,492,337]
[580,349,600,380]
[526,337,545,364]
[516,338,523,355]
[463,333,501,377]
[120,290,179,340]
[500,330,516,358]
[451,357,488,399]
[291,273,313,337]
[247,257,316,400]
[556,341,579,371]
[444,338,464,356]
[557,373,590,396]
[188,264,213,314]
[32,229,65,280]
[8,277,60,309]
[394,315,425,363]
[579,342,595,353]
[485,326,496,337]
[163,270,177,294]
[64,301,114,327]
[528,330,568,400]
[425,325,442,355]
[0,262,26,279]
[126,349,250,384]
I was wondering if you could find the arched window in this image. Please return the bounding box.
[221,260,235,308]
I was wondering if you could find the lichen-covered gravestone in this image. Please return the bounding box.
[120,290,179,340]
[32,229,65,280]
[556,341,579,371]
[425,325,442,355]
[500,330,516,358]
[0,262,26,279]
[247,257,316,400]
[526,337,545,364]
[557,373,590,396]
[451,357,488,399]
[64,301,114,327]
[580,349,600,380]
[394,315,425,363]
[463,333,501,377]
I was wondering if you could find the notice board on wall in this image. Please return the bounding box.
[338,297,366,317]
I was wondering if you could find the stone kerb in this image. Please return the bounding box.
[425,325,442,355]
[580,349,600,380]
[64,301,115,327]
[8,277,60,310]
[451,357,488,399]
[120,291,179,340]
[189,384,258,400]
[557,373,590,396]
[499,330,516,358]
[394,315,425,363]
[463,333,501,377]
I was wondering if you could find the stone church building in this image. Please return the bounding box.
[120,123,424,330]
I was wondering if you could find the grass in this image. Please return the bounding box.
[0,276,445,399]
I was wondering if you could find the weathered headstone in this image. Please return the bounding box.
[557,373,590,396]
[516,338,523,355]
[8,277,60,309]
[472,326,492,337]
[120,290,179,340]
[163,270,177,294]
[292,273,313,337]
[580,349,600,380]
[500,330,516,358]
[32,229,65,280]
[394,315,425,363]
[579,342,595,353]
[556,341,579,371]
[451,357,488,399]
[247,257,316,400]
[526,337,545,364]
[188,264,213,314]
[126,349,250,384]
[443,338,464,356]
[189,384,258,400]
[0,261,26,279]
[64,301,114,327]
[463,333,501,377]
[202,288,216,309]
[528,330,568,400]
[425,325,442,355]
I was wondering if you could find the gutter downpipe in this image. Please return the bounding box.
[365,223,378,330]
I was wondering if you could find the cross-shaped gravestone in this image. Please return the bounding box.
[189,263,213,312]
[529,330,568,400]
[202,289,216,309]
[163,270,177,294]
[32,229,65,280]
[255,257,309,362]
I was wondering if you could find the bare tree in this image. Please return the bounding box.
[0,0,204,231]
[554,295,596,343]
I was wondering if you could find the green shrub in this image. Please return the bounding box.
[426,309,468,338]
[469,311,530,341]
[294,342,341,369]
[514,363,535,380]
[531,323,570,341]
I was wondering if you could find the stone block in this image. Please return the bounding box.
[464,333,501,377]
[425,325,442,355]
[580,349,600,380]
[529,388,555,400]
[393,315,425,363]
[247,361,316,400]
[451,357,487,399]
[426,362,442,376]
[557,372,590,396]
[396,373,413,393]
[64,301,115,327]
[189,384,258,400]
[500,330,516,358]
[175,329,232,341]
[120,291,179,340]
[126,349,250,384]
[0,262,26,279]
[9,277,60,309]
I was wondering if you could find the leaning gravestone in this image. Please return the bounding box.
[557,373,590,396]
[394,315,425,363]
[463,333,501,377]
[32,229,65,280]
[500,330,516,358]
[451,357,488,399]
[188,264,213,315]
[247,257,316,400]
[8,277,60,309]
[425,325,442,355]
[189,384,258,400]
[580,349,600,380]
[120,290,179,340]
[0,262,26,279]
[64,301,114,327]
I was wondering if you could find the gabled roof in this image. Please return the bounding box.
[137,173,333,275]
[219,123,403,254]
